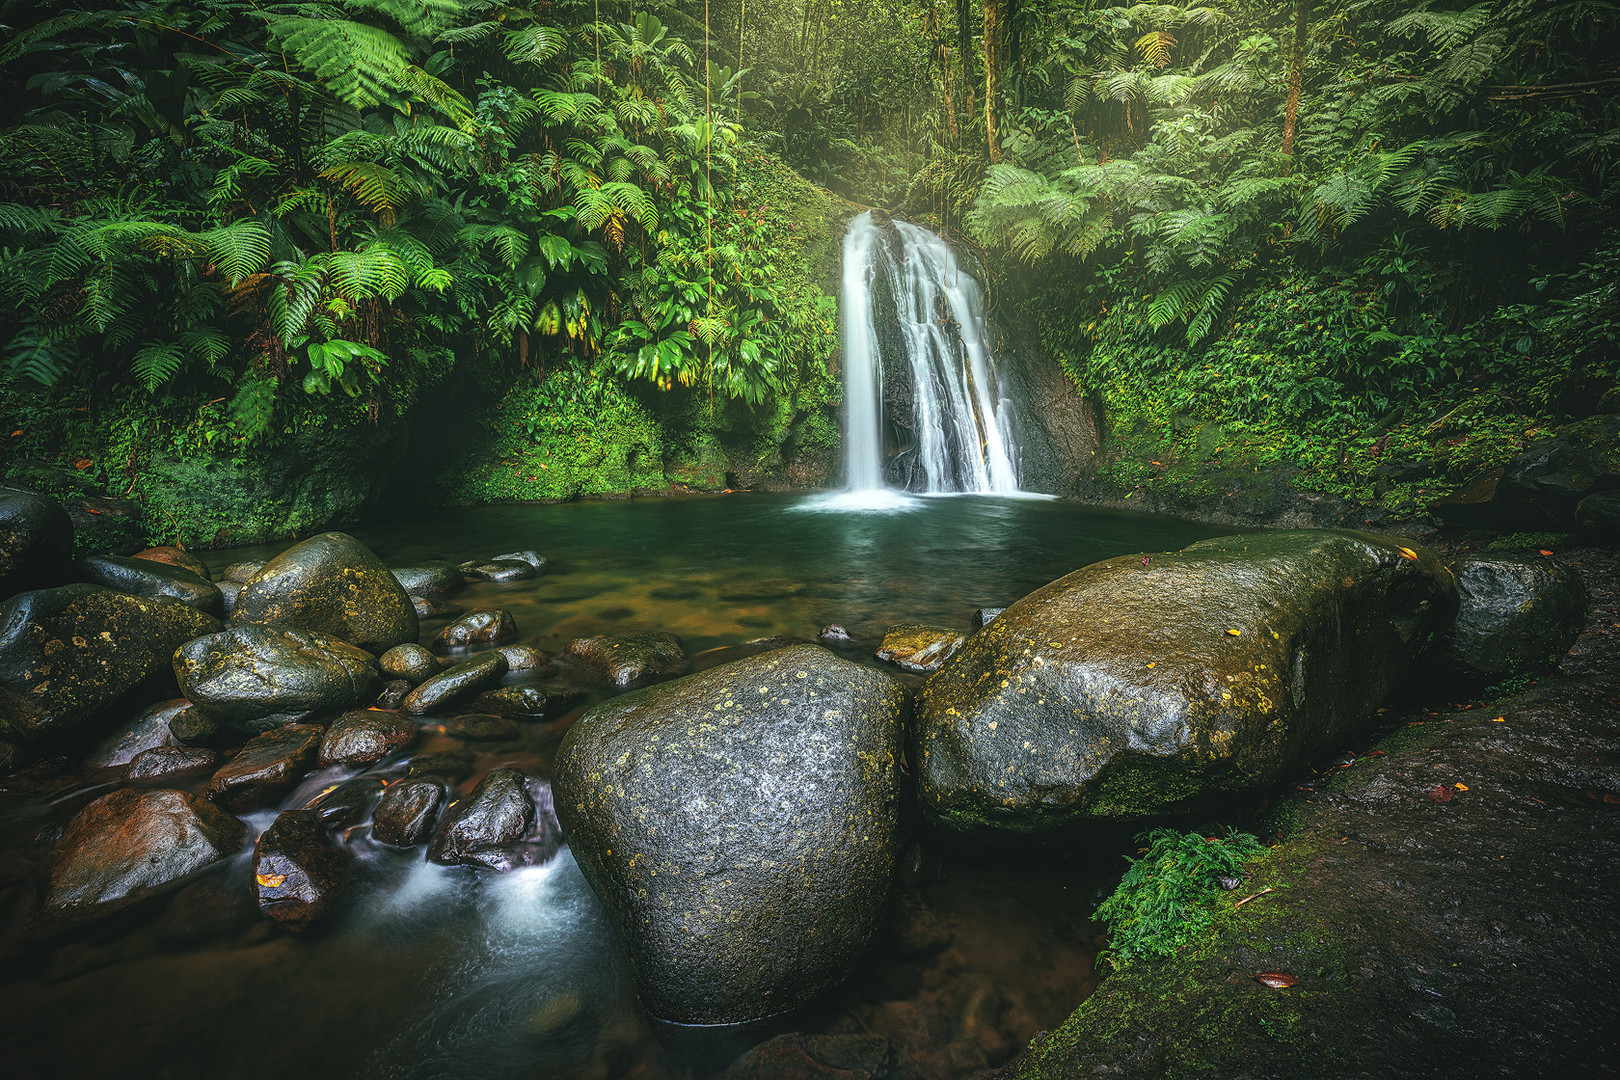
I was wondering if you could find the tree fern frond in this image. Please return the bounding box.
[197,222,272,286]
[131,342,186,391]
[264,16,411,111]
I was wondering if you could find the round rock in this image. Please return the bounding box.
[401,652,508,715]
[232,531,418,654]
[434,609,519,650]
[390,561,465,597]
[380,643,439,685]
[1434,554,1588,685]
[317,708,418,767]
[0,487,74,600]
[554,643,909,1025]
[175,625,380,732]
[373,779,447,846]
[76,554,223,617]
[207,724,323,812]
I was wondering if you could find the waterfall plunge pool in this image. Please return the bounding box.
[0,493,1227,1080]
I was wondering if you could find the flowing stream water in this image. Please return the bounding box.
[0,495,1224,1079]
[838,212,1024,499]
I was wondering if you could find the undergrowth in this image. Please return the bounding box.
[1095,827,1268,965]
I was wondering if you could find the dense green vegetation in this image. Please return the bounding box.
[1,0,1616,542]
[1095,826,1268,963]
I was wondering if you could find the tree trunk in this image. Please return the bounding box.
[983,0,1009,162]
[955,0,976,130]
[928,4,958,143]
[1281,0,1308,163]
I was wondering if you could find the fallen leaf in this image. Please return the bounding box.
[1368,750,1386,757]
[73,458,92,469]
[1254,972,1299,988]
[1146,662,1156,668]
[1492,716,1506,722]
[1605,794,1620,806]
[1429,784,1453,802]
[255,872,287,888]
[1539,549,1555,556]
[1225,628,1242,636]
[1453,783,1469,791]
[1397,546,1420,561]
[9,430,20,437]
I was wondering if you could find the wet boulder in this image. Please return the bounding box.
[443,713,519,741]
[401,652,508,715]
[493,550,548,572]
[428,768,559,871]
[1433,554,1587,686]
[564,632,686,689]
[167,706,225,748]
[390,561,465,597]
[252,808,352,931]
[876,624,966,674]
[915,530,1459,831]
[1435,415,1620,529]
[207,724,323,811]
[459,558,536,582]
[232,531,417,654]
[43,788,243,922]
[317,708,417,767]
[76,554,223,617]
[379,642,439,684]
[131,546,211,580]
[175,625,379,732]
[304,775,386,828]
[0,585,220,747]
[433,608,518,650]
[554,644,909,1025]
[0,487,74,599]
[127,745,219,784]
[86,698,186,767]
[472,684,579,720]
[373,779,447,846]
[412,596,463,619]
[496,642,549,675]
[1576,490,1620,541]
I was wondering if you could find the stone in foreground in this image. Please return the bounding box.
[174,625,379,732]
[876,623,966,673]
[555,644,909,1025]
[232,531,418,654]
[43,788,243,922]
[564,631,686,689]
[252,808,352,931]
[1434,554,1586,685]
[427,768,558,870]
[915,530,1458,830]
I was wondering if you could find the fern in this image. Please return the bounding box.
[197,222,272,286]
[264,16,411,111]
[131,342,186,391]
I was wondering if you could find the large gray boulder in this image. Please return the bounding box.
[1434,554,1587,685]
[555,644,909,1025]
[0,585,220,748]
[232,531,417,654]
[174,625,379,732]
[915,530,1458,830]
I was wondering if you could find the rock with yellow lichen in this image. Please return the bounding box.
[554,643,909,1025]
[915,529,1459,830]
[232,531,417,654]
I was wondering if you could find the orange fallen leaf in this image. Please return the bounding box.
[1454,783,1469,791]
[1429,784,1453,802]
[1254,972,1299,988]
[1492,716,1506,722]
[255,872,287,888]
[73,458,92,469]
[1604,794,1620,805]
[1539,549,1555,556]
[1225,628,1241,636]
[1368,750,1386,757]
[1398,547,1420,561]
[9,429,20,437]
[1146,662,1156,668]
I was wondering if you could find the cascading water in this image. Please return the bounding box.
[839,210,1024,497]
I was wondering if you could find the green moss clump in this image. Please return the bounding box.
[1095,828,1268,963]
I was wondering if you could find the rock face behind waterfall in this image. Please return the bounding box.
[915,530,1458,830]
[554,644,909,1025]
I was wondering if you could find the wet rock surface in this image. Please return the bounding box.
[232,531,418,654]
[317,708,417,767]
[916,530,1458,830]
[875,624,966,674]
[1008,546,1620,1080]
[433,608,518,650]
[0,487,74,598]
[555,644,909,1025]
[0,584,220,747]
[427,768,559,870]
[252,808,352,931]
[389,561,464,597]
[459,558,536,582]
[127,745,220,784]
[207,725,323,811]
[379,642,439,684]
[175,625,379,732]
[76,554,224,616]
[372,778,447,846]
[131,546,211,580]
[42,788,244,922]
[471,683,579,719]
[85,698,186,767]
[564,631,686,689]
[1435,553,1587,685]
[401,651,508,715]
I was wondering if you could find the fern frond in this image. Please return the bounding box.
[132,342,186,391]
[264,16,410,111]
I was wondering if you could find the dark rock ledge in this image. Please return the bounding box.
[1001,545,1620,1079]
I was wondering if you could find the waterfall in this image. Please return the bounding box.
[839,211,1023,496]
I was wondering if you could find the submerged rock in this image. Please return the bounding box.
[86,698,187,767]
[372,779,447,846]
[495,642,549,675]
[915,529,1459,830]
[472,683,579,719]
[724,1033,895,1080]
[43,788,243,922]
[401,651,508,715]
[459,558,536,582]
[411,596,463,619]
[76,554,223,616]
[554,644,909,1025]
[492,550,548,572]
[233,531,418,653]
[207,724,323,811]
[818,623,854,644]
[1434,554,1587,685]
[0,487,74,599]
[443,713,519,741]
[317,708,418,767]
[564,632,686,689]
[252,808,352,931]
[433,608,518,650]
[428,768,559,870]
[876,624,966,674]
[390,561,465,597]
[175,625,379,732]
[0,585,220,747]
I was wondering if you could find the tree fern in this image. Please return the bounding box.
[263,16,411,111]
[131,342,186,391]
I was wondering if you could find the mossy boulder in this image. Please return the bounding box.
[174,625,380,732]
[0,487,74,599]
[554,644,909,1025]
[1434,554,1587,686]
[0,585,220,748]
[76,554,223,617]
[915,530,1458,830]
[875,624,966,674]
[232,532,418,654]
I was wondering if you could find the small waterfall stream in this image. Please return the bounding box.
[839,210,1024,497]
